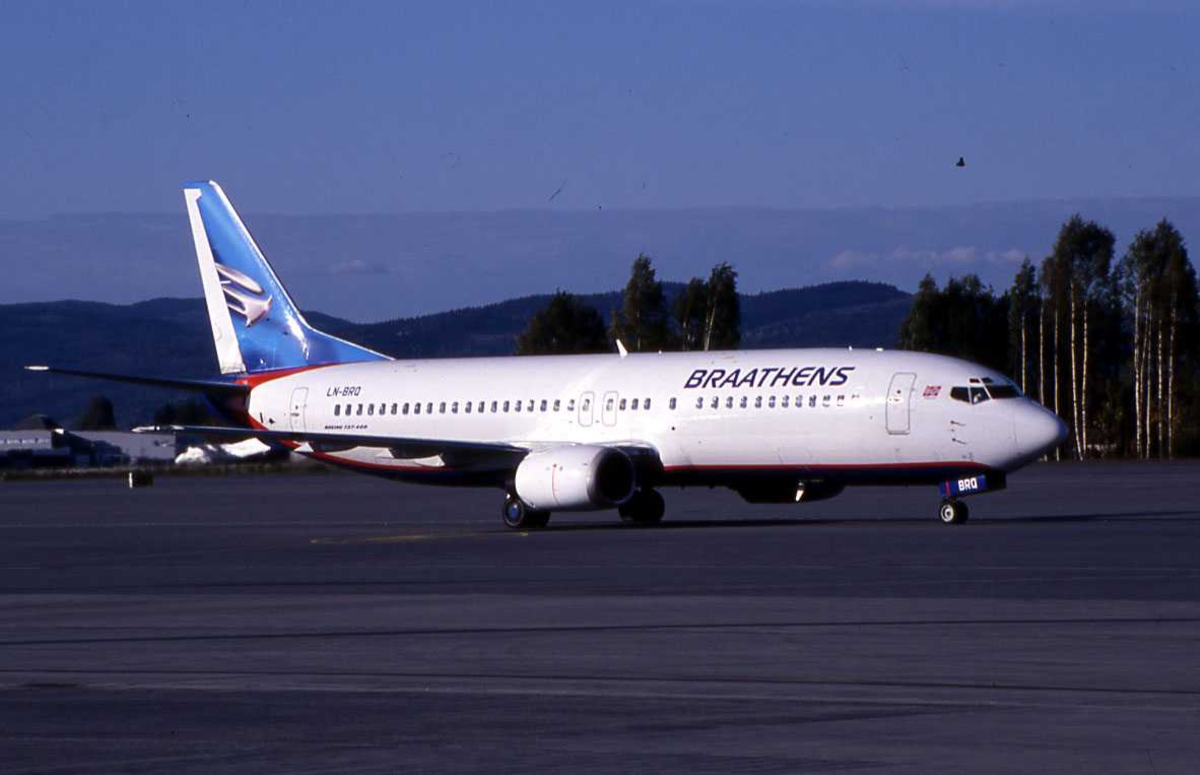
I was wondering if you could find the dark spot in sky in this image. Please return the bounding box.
[441,152,462,169]
[956,157,966,168]
[548,179,567,202]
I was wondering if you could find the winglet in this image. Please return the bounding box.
[615,339,629,359]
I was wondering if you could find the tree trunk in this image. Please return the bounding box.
[1157,315,1165,458]
[1053,304,1062,461]
[1075,291,1084,460]
[1038,302,1046,407]
[1020,315,1028,394]
[1132,290,1143,459]
[1081,301,1089,458]
[1167,302,1177,459]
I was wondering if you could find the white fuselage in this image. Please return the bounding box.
[244,348,1063,487]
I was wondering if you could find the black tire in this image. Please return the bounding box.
[621,489,666,526]
[939,499,969,525]
[502,495,549,529]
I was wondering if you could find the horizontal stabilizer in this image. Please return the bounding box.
[25,366,249,396]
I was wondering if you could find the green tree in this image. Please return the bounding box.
[702,262,740,351]
[897,274,1008,372]
[1120,219,1198,458]
[672,278,708,351]
[610,254,671,352]
[76,395,117,430]
[516,291,609,355]
[1008,258,1040,395]
[1049,215,1115,459]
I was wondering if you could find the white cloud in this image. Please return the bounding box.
[328,259,388,276]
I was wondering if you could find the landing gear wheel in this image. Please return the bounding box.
[502,495,551,529]
[618,489,666,526]
[939,499,969,525]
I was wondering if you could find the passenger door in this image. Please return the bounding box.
[885,373,916,435]
[601,391,618,427]
[289,387,308,433]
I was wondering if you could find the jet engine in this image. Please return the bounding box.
[513,445,636,511]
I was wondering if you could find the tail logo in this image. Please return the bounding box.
[215,262,272,327]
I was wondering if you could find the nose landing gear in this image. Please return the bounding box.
[939,499,970,524]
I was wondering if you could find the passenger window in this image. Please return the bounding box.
[696,397,704,409]
[491,401,499,413]
[619,398,627,411]
[809,396,817,407]
[740,396,748,409]
[836,395,845,407]
[515,400,522,412]
[391,403,398,415]
[439,402,446,414]
[822,395,831,407]
[356,404,363,416]
[710,396,719,409]
[754,396,763,409]
[345,404,351,416]
[669,397,677,410]
[540,399,548,412]
[568,399,577,412]
[503,401,511,412]
[795,395,803,408]
[644,398,651,410]
[368,404,375,416]
[553,399,561,412]
[414,403,421,415]
[379,403,386,415]
[465,402,471,414]
[478,401,485,413]
[426,402,433,414]
[582,398,590,412]
[768,396,776,408]
[334,405,341,417]
[451,401,458,414]
[781,396,789,408]
[725,396,734,409]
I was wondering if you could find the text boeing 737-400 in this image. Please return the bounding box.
[26,181,1068,527]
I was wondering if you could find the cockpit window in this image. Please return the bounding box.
[986,384,1021,399]
[950,387,970,403]
[969,386,990,404]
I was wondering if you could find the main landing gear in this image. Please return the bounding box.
[939,499,970,525]
[619,489,665,526]
[502,494,550,530]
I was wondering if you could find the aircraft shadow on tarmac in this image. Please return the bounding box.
[535,508,1200,533]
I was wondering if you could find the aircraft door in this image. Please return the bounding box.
[289,388,308,432]
[578,391,595,427]
[886,373,916,435]
[601,391,618,427]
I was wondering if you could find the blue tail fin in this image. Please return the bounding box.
[183,181,389,374]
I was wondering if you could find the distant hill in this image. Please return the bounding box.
[0,281,910,427]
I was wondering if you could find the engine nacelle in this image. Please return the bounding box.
[513,446,636,511]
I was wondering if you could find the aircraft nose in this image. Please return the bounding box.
[1014,403,1068,458]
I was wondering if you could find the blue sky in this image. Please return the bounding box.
[3,0,1198,218]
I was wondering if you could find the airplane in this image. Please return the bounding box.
[27,181,1068,528]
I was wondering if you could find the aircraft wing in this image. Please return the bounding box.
[136,424,527,462]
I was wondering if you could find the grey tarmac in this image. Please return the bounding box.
[1,461,1198,773]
